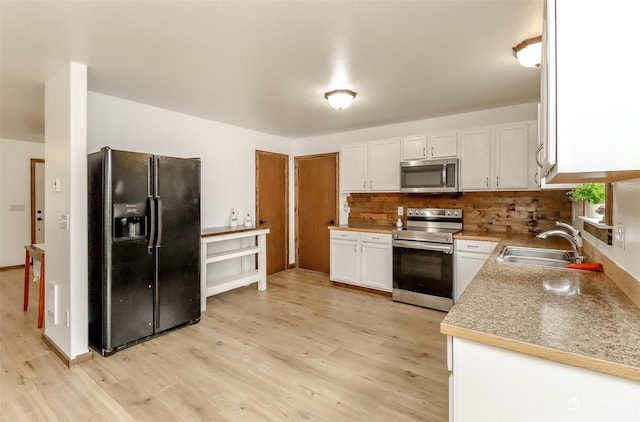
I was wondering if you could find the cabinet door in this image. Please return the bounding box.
[340,143,368,191]
[459,129,491,191]
[549,0,640,181]
[494,124,529,190]
[429,131,458,158]
[368,139,400,191]
[360,242,392,291]
[330,239,358,284]
[454,252,489,301]
[401,136,427,160]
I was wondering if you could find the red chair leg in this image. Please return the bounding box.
[23,250,30,311]
[38,255,45,329]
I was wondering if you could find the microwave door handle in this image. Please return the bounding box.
[442,164,447,186]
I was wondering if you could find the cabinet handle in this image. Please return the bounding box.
[535,144,544,167]
[363,181,366,189]
[371,236,379,240]
[431,146,434,157]
[341,234,349,237]
[354,244,357,252]
[496,176,499,187]
[486,177,489,188]
[467,245,479,249]
[361,245,363,253]
[423,147,426,157]
[370,180,373,189]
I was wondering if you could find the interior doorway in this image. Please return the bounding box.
[30,159,45,244]
[256,150,289,275]
[295,153,338,273]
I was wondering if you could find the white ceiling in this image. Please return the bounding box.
[0,0,543,142]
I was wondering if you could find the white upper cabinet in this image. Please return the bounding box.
[401,136,427,160]
[340,143,369,191]
[369,139,400,191]
[340,138,400,192]
[542,0,640,183]
[494,124,529,190]
[460,122,532,191]
[429,131,458,159]
[401,131,458,160]
[460,128,492,190]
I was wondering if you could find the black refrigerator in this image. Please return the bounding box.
[88,147,201,356]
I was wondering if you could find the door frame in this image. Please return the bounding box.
[294,152,339,269]
[30,158,45,245]
[255,150,289,272]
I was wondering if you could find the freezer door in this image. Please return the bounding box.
[154,155,201,332]
[107,150,155,350]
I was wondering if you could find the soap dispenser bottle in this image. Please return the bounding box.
[244,212,252,227]
[229,209,238,228]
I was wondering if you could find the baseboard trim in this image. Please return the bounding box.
[331,281,392,298]
[583,239,640,309]
[0,264,24,271]
[42,334,93,368]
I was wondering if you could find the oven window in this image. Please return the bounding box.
[393,246,453,299]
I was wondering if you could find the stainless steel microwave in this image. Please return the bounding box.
[399,158,459,193]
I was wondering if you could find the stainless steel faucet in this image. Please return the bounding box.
[536,222,584,263]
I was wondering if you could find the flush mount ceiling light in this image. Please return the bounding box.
[512,35,542,68]
[324,89,357,110]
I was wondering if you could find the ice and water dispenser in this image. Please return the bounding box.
[113,203,147,239]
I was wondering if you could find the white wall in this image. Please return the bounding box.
[88,92,293,229]
[580,178,640,282]
[293,102,538,156]
[0,139,45,266]
[44,62,88,359]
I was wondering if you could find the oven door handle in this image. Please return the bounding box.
[393,240,453,253]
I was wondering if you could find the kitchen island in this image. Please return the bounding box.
[442,232,640,421]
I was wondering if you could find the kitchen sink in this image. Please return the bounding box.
[496,246,573,269]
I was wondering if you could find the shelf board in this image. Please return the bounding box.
[205,245,260,263]
[580,216,612,245]
[204,270,261,296]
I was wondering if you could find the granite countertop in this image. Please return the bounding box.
[441,232,640,382]
[328,223,395,234]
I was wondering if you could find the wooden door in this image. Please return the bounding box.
[296,153,338,273]
[256,150,288,275]
[30,159,45,244]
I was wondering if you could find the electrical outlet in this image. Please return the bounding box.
[398,206,404,216]
[615,222,625,249]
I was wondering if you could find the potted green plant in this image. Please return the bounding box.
[567,183,605,218]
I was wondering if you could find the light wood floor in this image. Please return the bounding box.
[1,268,449,421]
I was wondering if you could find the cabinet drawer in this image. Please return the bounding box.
[330,230,359,241]
[455,239,494,254]
[360,232,392,244]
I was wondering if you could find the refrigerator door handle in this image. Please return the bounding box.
[147,197,156,253]
[155,197,163,248]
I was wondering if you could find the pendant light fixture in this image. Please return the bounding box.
[324,89,357,110]
[512,36,542,68]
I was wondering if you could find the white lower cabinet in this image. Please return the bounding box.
[449,337,640,422]
[454,239,496,301]
[330,230,392,292]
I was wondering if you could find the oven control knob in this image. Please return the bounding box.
[446,210,451,215]
[392,233,398,239]
[454,211,459,216]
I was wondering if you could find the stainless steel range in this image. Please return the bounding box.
[392,208,462,311]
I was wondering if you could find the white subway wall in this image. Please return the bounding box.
[0,139,45,266]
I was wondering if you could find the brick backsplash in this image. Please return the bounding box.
[347,190,573,234]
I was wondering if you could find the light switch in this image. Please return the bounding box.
[59,214,69,230]
[54,178,61,192]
